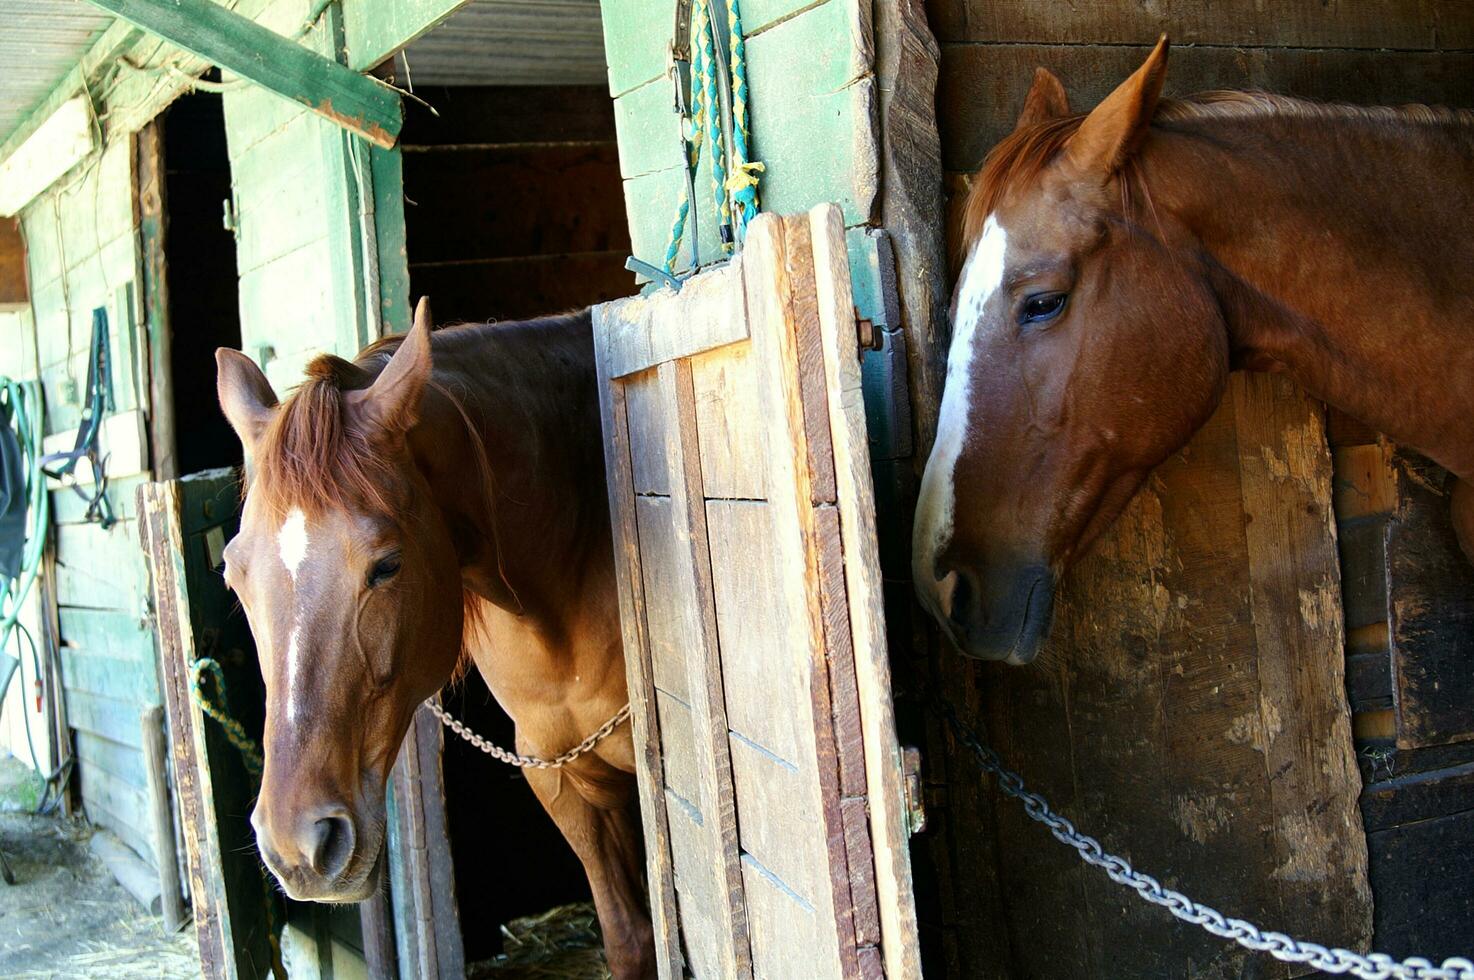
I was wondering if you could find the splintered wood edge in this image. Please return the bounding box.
[809,202,923,979]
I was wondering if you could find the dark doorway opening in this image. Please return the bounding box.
[397,83,633,965]
[161,89,243,476]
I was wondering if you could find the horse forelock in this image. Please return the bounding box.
[250,353,403,521]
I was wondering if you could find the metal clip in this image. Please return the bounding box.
[625,257,683,294]
[902,745,926,835]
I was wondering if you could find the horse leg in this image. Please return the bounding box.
[522,763,655,979]
[1453,478,1474,566]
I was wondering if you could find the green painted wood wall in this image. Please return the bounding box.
[17,136,162,868]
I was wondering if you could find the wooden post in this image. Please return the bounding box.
[142,705,187,931]
[388,704,463,980]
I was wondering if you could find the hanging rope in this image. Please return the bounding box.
[662,0,764,277]
[724,0,763,235]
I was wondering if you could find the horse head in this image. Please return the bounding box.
[215,299,465,901]
[914,39,1231,663]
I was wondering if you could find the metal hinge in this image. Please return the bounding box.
[902,745,926,835]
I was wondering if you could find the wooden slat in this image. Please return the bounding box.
[1230,373,1371,942]
[1388,450,1474,749]
[690,342,770,501]
[85,0,403,148]
[601,263,747,378]
[635,496,693,703]
[808,202,921,977]
[742,213,852,978]
[653,358,752,977]
[704,500,804,761]
[593,312,683,977]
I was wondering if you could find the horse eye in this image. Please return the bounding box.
[1020,292,1067,325]
[368,554,402,587]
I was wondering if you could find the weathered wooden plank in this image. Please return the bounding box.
[938,44,1474,175]
[53,519,149,611]
[1334,442,1397,521]
[653,358,753,977]
[926,0,1450,48]
[51,474,145,525]
[59,606,153,661]
[690,341,770,501]
[1387,451,1474,749]
[705,499,804,761]
[1230,373,1370,949]
[654,689,700,808]
[727,731,825,905]
[624,368,674,496]
[43,409,149,488]
[61,649,159,705]
[977,373,1370,978]
[1367,808,1474,964]
[739,851,830,980]
[635,495,693,704]
[808,201,922,978]
[601,261,746,378]
[137,477,239,978]
[0,96,95,218]
[742,212,853,978]
[85,0,403,148]
[142,704,187,930]
[593,310,685,977]
[66,688,146,749]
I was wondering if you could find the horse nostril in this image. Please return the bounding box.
[308,813,355,879]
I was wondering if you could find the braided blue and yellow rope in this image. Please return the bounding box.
[662,0,763,276]
[724,0,763,233]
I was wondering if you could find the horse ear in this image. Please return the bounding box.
[216,348,278,452]
[351,296,434,435]
[1015,67,1070,131]
[1066,35,1169,177]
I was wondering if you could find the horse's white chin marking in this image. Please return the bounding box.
[913,215,1008,613]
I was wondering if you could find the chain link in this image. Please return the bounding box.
[936,697,1474,980]
[424,699,631,770]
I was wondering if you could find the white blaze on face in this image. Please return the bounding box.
[277,507,309,723]
[913,215,1008,617]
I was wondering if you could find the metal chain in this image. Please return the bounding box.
[936,697,1474,980]
[424,699,631,770]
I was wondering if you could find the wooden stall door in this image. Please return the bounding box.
[595,205,921,980]
[138,469,276,979]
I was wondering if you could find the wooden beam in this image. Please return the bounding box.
[0,97,96,217]
[83,0,402,148]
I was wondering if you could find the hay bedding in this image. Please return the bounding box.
[468,902,610,979]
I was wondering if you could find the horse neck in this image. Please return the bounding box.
[410,313,614,628]
[1145,110,1474,478]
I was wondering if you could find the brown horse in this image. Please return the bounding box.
[215,301,655,976]
[914,37,1474,663]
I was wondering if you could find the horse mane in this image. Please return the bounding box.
[955,90,1474,266]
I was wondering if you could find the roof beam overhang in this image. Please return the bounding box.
[83,0,402,148]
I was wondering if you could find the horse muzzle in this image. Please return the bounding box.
[930,562,1056,664]
[252,799,383,903]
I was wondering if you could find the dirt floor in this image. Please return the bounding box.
[0,754,198,979]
